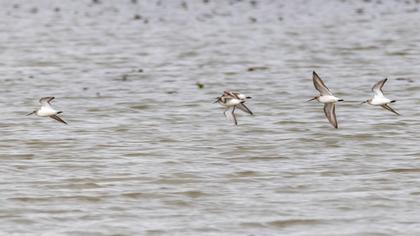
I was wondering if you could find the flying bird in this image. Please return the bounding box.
[215,91,253,125]
[362,78,400,115]
[26,97,68,124]
[307,71,343,129]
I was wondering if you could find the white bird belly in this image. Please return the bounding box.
[37,107,57,116]
[318,95,339,103]
[224,99,242,107]
[236,94,246,100]
[370,96,391,105]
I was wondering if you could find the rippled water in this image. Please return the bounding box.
[1,0,420,235]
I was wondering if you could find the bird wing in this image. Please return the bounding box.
[313,71,332,96]
[224,91,239,99]
[236,103,253,115]
[39,97,55,105]
[381,104,400,116]
[224,107,238,125]
[323,103,338,128]
[371,78,387,96]
[222,96,235,104]
[231,107,238,125]
[50,115,68,124]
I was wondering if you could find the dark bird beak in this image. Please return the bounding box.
[26,111,36,116]
[306,97,317,102]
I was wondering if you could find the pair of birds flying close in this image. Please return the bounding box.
[215,91,253,125]
[308,71,399,129]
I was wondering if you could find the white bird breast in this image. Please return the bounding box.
[318,95,340,103]
[224,99,242,107]
[370,96,391,105]
[36,107,58,116]
[236,94,246,100]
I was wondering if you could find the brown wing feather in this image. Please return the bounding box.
[231,106,238,125]
[50,115,68,124]
[236,103,253,115]
[381,104,400,116]
[313,71,332,95]
[372,78,387,94]
[224,91,239,99]
[39,97,55,104]
[323,103,338,128]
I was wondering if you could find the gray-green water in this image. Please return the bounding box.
[1,0,420,235]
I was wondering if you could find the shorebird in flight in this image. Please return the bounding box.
[307,71,343,129]
[26,97,68,124]
[362,78,400,115]
[215,91,253,125]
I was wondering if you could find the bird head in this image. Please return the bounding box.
[361,98,371,104]
[214,97,222,103]
[26,110,36,116]
[306,96,319,102]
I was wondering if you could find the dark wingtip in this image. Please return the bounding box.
[313,71,321,79]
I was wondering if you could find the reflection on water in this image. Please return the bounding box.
[1,0,420,235]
